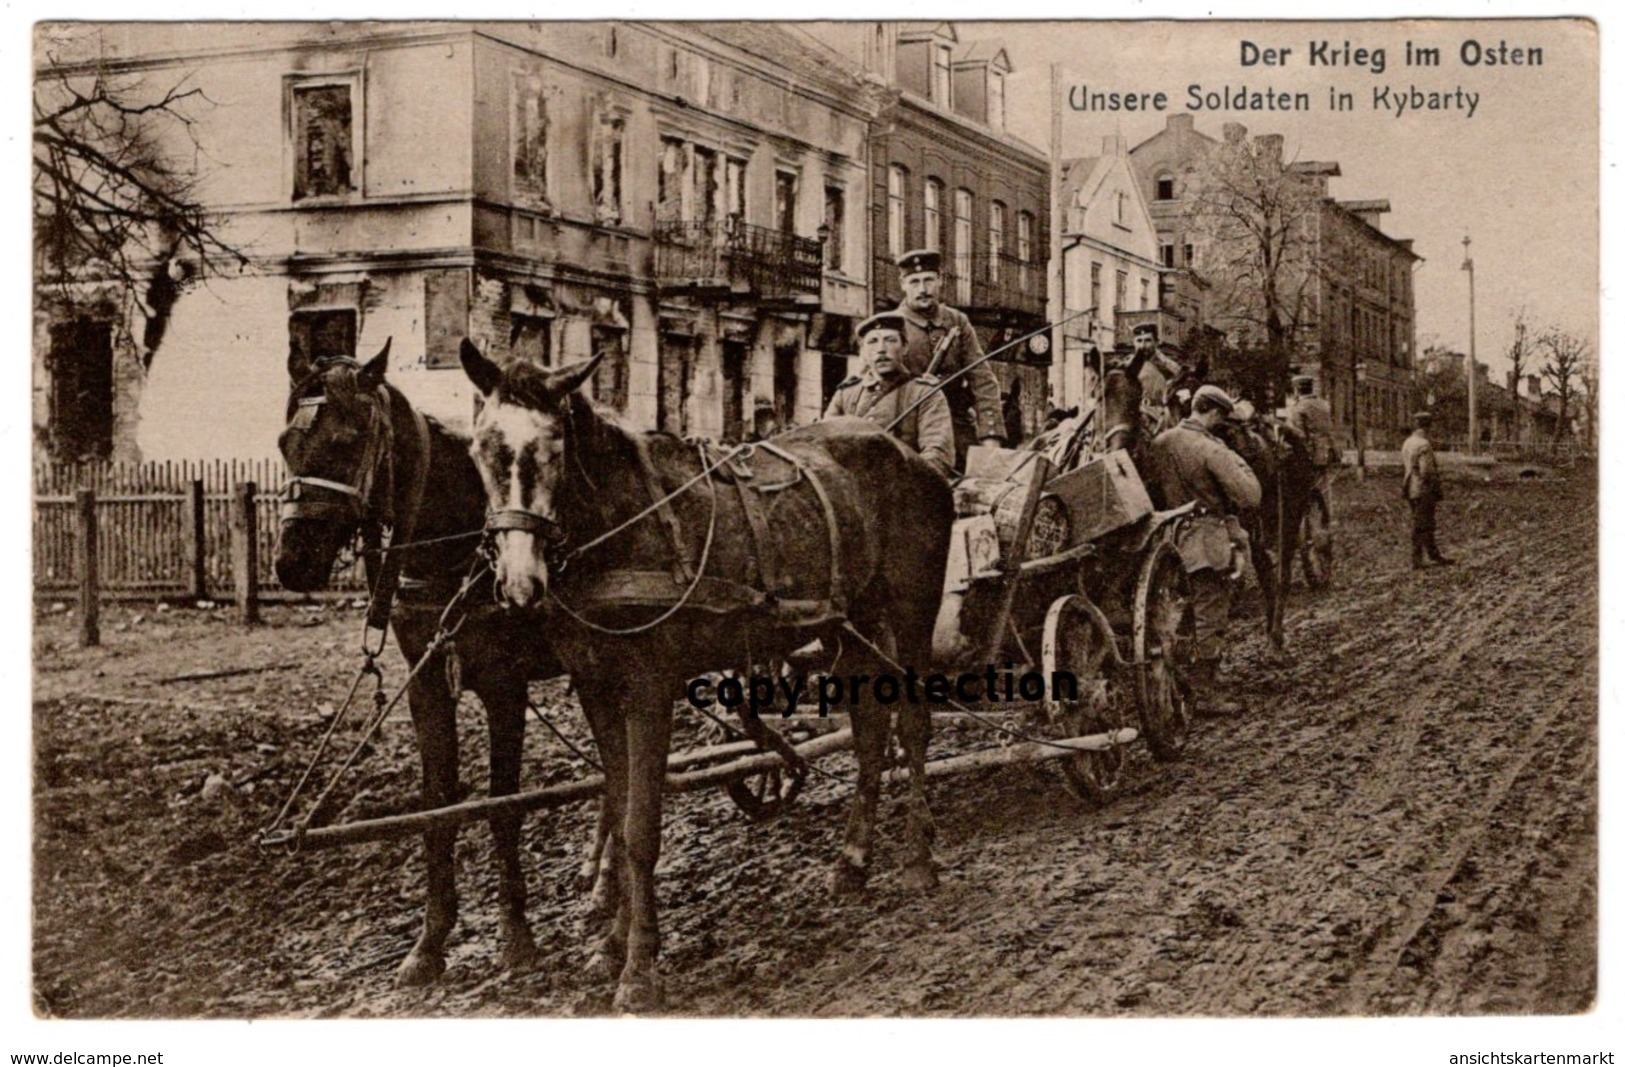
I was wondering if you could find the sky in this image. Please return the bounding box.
[962,18,1598,384]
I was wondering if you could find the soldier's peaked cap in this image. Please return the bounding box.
[1412,410,1434,424]
[856,311,908,339]
[1192,384,1237,413]
[896,248,943,276]
[1291,374,1316,386]
[1132,322,1159,337]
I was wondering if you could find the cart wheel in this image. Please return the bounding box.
[1299,491,1334,589]
[1041,595,1129,805]
[1132,534,1194,762]
[724,762,807,822]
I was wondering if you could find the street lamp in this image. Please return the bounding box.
[1462,235,1478,455]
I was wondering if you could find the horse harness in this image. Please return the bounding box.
[485,428,850,632]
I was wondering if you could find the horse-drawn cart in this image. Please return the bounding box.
[263,436,1198,852]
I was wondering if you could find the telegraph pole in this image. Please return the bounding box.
[1462,235,1478,454]
[1048,63,1065,408]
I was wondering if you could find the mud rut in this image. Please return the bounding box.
[31,470,1596,1017]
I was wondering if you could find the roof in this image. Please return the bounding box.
[1288,161,1343,177]
[957,41,1012,70]
[1339,199,1392,214]
[689,23,866,93]
[1059,157,1102,205]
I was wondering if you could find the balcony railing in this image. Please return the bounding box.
[871,252,1045,319]
[654,219,822,304]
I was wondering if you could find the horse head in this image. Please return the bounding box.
[461,338,603,609]
[274,339,395,591]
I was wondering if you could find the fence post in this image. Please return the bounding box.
[232,481,260,625]
[185,479,207,602]
[76,488,99,647]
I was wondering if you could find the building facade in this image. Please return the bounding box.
[1128,113,1420,448]
[33,22,880,462]
[808,22,1051,438]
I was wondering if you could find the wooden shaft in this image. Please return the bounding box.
[76,488,99,647]
[232,482,259,625]
[263,725,1140,851]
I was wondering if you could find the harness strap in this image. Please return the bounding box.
[363,399,433,637]
[639,438,697,585]
[759,441,847,614]
[722,448,785,597]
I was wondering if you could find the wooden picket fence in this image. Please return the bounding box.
[33,457,370,602]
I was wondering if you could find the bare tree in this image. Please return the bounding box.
[1537,326,1590,451]
[33,28,246,366]
[1577,350,1598,455]
[1181,125,1322,403]
[1505,307,1530,446]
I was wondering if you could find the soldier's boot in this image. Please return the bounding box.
[1190,659,1243,718]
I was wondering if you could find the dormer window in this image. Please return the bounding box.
[933,44,953,107]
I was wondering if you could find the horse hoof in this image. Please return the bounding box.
[500,931,543,973]
[395,948,445,987]
[586,942,624,981]
[612,975,665,1014]
[901,863,940,893]
[829,859,868,897]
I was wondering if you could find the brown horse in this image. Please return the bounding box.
[274,341,563,986]
[459,339,954,1012]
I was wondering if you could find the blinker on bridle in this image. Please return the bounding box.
[279,357,393,527]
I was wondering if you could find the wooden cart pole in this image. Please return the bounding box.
[232,481,260,625]
[185,478,207,602]
[76,488,99,647]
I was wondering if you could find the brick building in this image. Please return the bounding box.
[33,22,880,461]
[807,22,1052,437]
[1128,113,1420,448]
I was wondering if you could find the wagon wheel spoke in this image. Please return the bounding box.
[1041,595,1130,806]
[1135,536,1194,762]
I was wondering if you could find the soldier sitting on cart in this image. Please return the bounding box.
[825,311,956,480]
[1145,384,1262,717]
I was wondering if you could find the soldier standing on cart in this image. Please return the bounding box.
[892,249,1006,467]
[1145,384,1262,716]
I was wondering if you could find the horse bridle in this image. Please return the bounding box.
[279,358,396,530]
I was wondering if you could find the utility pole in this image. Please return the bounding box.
[1462,235,1478,454]
[1048,63,1065,409]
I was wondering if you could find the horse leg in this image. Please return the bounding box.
[830,680,889,896]
[397,660,459,987]
[481,673,540,972]
[614,674,674,1013]
[578,803,620,920]
[576,676,629,982]
[897,703,938,891]
[1252,535,1286,653]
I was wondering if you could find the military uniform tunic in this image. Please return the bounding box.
[896,303,1005,458]
[1286,394,1339,468]
[824,371,956,479]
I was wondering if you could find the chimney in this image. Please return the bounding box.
[1506,369,1517,393]
[1169,113,1195,134]
[1527,374,1541,398]
[1257,133,1284,162]
[1102,135,1126,157]
[1222,122,1248,145]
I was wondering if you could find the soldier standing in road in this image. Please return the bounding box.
[1146,384,1263,716]
[1402,411,1455,569]
[1285,373,1340,497]
[824,311,956,480]
[892,249,1005,467]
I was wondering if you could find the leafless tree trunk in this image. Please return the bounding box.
[1537,326,1590,453]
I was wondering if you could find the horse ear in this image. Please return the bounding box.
[358,338,392,386]
[460,338,504,397]
[544,352,605,398]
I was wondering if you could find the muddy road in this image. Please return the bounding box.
[31,465,1596,1018]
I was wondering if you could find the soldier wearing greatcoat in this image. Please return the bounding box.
[825,311,956,480]
[1146,384,1262,715]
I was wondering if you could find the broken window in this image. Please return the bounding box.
[289,309,357,365]
[775,170,798,235]
[657,138,685,224]
[590,106,625,226]
[693,146,719,229]
[47,317,114,461]
[591,325,628,410]
[423,270,469,370]
[292,83,354,200]
[724,157,747,227]
[512,72,550,209]
[823,185,845,271]
[509,314,552,365]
